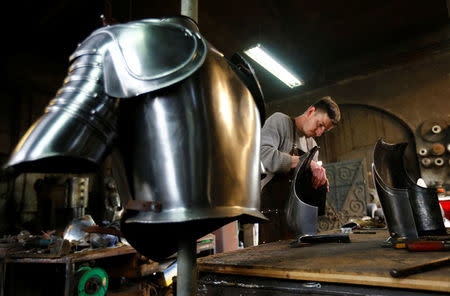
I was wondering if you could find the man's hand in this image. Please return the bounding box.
[291,155,300,169]
[310,160,329,192]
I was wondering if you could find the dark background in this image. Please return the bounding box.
[3,0,449,102]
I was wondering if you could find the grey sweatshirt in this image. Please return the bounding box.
[261,112,318,188]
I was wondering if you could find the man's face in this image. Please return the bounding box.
[303,108,334,138]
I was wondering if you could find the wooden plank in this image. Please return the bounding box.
[198,231,450,293]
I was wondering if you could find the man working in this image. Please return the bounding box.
[259,96,341,243]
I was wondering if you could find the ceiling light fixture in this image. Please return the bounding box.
[244,44,303,88]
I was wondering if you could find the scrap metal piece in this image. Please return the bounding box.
[372,138,446,241]
[49,238,71,256]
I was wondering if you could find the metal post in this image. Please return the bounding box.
[64,259,75,296]
[181,0,198,23]
[1,259,6,296]
[177,237,197,296]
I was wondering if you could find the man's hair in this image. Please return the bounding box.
[312,96,341,126]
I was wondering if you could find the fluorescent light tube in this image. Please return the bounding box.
[244,44,303,88]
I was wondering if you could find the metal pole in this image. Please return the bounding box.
[181,0,198,23]
[177,237,197,296]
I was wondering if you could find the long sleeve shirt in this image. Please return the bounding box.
[260,112,317,188]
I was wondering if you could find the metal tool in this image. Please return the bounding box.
[407,241,450,251]
[290,233,350,247]
[390,256,450,278]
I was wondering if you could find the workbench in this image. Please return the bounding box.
[197,230,450,295]
[1,245,149,296]
[0,233,216,296]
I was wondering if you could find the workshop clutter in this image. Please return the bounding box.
[0,216,122,257]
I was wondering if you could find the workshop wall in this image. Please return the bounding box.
[268,49,450,190]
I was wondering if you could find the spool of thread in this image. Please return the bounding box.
[418,148,428,156]
[430,143,445,156]
[431,125,442,134]
[434,158,444,167]
[421,158,432,168]
[447,143,450,154]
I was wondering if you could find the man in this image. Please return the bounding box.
[258,96,341,244]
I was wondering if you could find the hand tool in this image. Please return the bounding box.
[390,256,450,278]
[406,241,450,251]
[298,233,350,243]
[352,231,376,234]
[290,233,350,248]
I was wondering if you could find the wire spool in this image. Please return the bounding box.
[421,158,432,168]
[431,125,442,134]
[430,143,445,156]
[75,266,108,296]
[434,158,444,167]
[419,120,447,142]
[418,148,428,156]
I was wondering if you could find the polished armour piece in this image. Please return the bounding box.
[372,138,445,240]
[5,16,266,261]
[5,17,207,173]
[285,146,327,237]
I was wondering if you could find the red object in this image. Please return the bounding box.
[407,241,449,251]
[440,199,450,220]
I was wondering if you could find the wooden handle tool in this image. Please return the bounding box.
[390,256,450,278]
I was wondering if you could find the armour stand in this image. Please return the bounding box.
[177,237,198,296]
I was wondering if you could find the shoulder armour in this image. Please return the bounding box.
[70,19,207,98]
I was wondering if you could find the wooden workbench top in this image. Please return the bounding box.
[197,231,450,293]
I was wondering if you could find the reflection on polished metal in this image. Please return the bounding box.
[285,146,327,237]
[5,16,207,173]
[63,215,96,243]
[372,138,446,240]
[118,28,267,259]
[5,16,266,261]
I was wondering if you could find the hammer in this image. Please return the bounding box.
[390,256,450,278]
